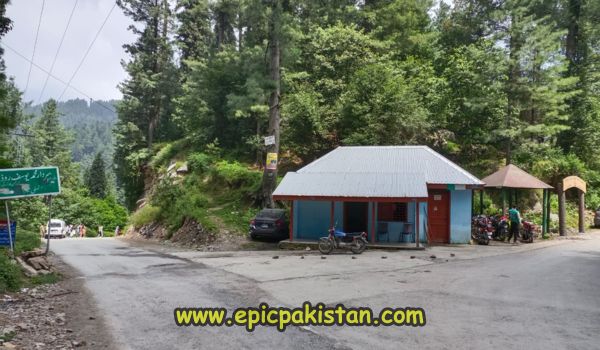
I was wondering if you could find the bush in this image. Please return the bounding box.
[150,140,187,169]
[15,230,41,255]
[187,152,212,174]
[150,180,211,231]
[130,205,161,228]
[0,252,21,292]
[212,161,261,189]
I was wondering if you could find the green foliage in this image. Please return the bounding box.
[0,251,21,292]
[130,205,161,228]
[150,140,188,169]
[187,152,212,173]
[211,161,261,194]
[15,230,41,255]
[86,152,108,198]
[29,273,61,286]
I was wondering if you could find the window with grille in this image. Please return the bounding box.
[377,203,408,222]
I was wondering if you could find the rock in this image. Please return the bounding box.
[28,256,51,271]
[272,256,279,259]
[3,342,17,349]
[300,256,304,259]
[305,247,311,251]
[15,257,38,277]
[88,316,96,320]
[71,340,87,347]
[450,253,455,257]
[16,322,28,331]
[430,255,436,259]
[176,163,189,174]
[410,256,415,259]
[351,256,357,259]
[381,256,387,259]
[65,329,73,333]
[321,256,326,259]
[20,249,44,260]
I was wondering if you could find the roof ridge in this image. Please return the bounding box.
[422,146,484,184]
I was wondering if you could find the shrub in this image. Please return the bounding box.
[15,230,41,255]
[0,252,21,292]
[187,152,212,174]
[150,140,187,169]
[130,205,161,228]
[212,161,261,188]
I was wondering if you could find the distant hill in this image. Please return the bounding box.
[25,98,119,166]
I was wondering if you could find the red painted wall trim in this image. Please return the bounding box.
[273,195,427,202]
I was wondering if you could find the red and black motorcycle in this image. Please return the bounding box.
[471,215,493,245]
[520,220,537,243]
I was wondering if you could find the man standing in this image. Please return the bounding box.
[98,225,104,237]
[508,206,521,243]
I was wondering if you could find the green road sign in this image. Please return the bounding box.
[0,167,61,199]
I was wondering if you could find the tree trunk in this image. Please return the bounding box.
[260,1,281,208]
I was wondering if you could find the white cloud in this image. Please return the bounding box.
[3,0,136,103]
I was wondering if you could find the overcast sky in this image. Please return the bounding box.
[3,0,135,104]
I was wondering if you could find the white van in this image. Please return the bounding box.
[47,219,66,238]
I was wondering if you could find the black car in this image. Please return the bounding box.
[249,208,289,240]
[595,208,600,228]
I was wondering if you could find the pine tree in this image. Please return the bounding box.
[86,152,107,199]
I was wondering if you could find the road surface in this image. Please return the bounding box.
[51,235,600,349]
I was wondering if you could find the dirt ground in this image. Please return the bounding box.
[0,255,115,349]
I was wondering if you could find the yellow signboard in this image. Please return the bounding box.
[266,153,278,170]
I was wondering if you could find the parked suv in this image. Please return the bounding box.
[594,208,600,228]
[249,209,289,240]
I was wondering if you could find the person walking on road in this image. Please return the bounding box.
[98,225,104,237]
[81,224,87,238]
[508,206,521,243]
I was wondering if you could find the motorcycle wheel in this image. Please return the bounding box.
[351,238,367,254]
[318,238,334,255]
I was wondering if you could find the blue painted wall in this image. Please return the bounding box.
[292,191,471,244]
[449,189,472,243]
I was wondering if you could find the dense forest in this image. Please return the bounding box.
[113,0,600,212]
[1,0,599,239]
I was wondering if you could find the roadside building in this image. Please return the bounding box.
[272,146,484,245]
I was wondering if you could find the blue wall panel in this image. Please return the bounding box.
[450,189,472,244]
[294,200,330,240]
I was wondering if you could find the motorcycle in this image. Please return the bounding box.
[491,215,509,241]
[318,226,368,254]
[471,215,492,245]
[520,220,536,243]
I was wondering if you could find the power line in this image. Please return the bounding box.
[37,0,79,104]
[1,42,116,114]
[57,2,117,100]
[24,0,45,95]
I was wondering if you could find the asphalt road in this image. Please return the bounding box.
[51,236,600,350]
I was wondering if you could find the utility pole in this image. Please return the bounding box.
[260,0,281,208]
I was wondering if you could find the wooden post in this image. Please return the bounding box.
[558,183,566,236]
[578,189,585,233]
[502,188,507,214]
[289,201,294,241]
[546,190,551,233]
[542,189,547,236]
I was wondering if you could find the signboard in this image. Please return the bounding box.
[0,221,16,247]
[0,167,61,200]
[266,153,278,170]
[264,135,275,146]
[562,176,586,193]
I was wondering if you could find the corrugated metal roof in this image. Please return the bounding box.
[272,146,483,200]
[482,164,553,189]
[298,146,483,185]
[273,172,428,198]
